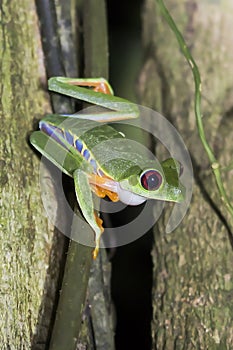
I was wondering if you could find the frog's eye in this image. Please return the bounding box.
[140,170,163,191]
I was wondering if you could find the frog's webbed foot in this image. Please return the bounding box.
[91,184,119,202]
[89,174,119,202]
[61,77,113,95]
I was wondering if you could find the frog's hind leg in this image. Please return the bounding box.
[49,77,139,122]
[93,213,104,259]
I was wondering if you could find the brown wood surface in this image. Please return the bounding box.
[138,0,233,348]
[0,1,66,348]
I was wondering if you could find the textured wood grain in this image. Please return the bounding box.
[139,0,233,348]
[0,0,65,348]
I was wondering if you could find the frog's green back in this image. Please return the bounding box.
[43,115,147,180]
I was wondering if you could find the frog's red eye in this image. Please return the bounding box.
[140,170,163,191]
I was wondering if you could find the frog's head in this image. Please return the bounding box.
[117,158,185,205]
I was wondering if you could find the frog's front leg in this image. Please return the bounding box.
[73,169,104,259]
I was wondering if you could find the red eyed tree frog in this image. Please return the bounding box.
[30,77,185,258]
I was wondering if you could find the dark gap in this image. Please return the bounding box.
[107,1,153,349]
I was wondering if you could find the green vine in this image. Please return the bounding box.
[157,0,233,220]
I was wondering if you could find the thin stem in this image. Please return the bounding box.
[157,0,233,219]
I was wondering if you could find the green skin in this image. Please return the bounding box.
[30,77,185,257]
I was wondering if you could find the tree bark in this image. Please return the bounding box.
[0,1,66,348]
[139,0,233,348]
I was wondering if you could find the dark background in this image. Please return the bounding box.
[107,1,153,349]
